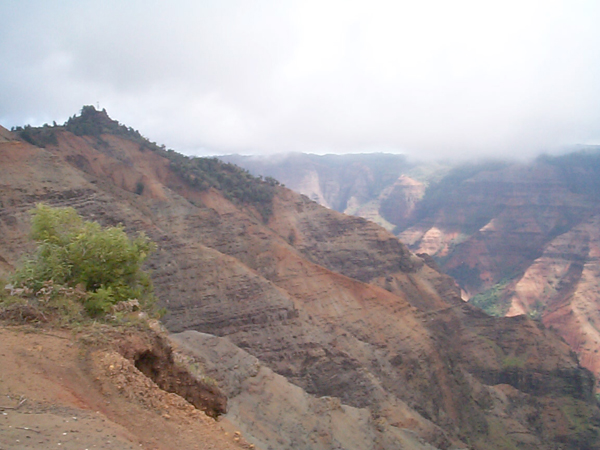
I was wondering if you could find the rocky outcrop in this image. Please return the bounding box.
[505,213,600,382]
[1,118,599,450]
[171,331,439,450]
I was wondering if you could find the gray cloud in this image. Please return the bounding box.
[1,0,600,160]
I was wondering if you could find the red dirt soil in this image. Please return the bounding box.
[0,325,256,450]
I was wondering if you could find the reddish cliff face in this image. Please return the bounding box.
[390,157,600,386]
[221,149,600,396]
[505,213,600,382]
[1,119,599,450]
[398,163,585,290]
[379,175,427,231]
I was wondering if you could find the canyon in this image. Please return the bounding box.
[227,150,600,388]
[1,109,599,449]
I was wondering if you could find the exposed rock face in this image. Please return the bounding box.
[399,162,591,293]
[506,213,600,382]
[1,119,599,450]
[379,175,426,230]
[227,151,600,387]
[393,157,600,386]
[171,331,439,450]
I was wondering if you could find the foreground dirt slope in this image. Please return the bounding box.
[0,325,254,450]
[1,118,599,450]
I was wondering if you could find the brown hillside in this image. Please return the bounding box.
[1,114,599,450]
[226,152,600,384]
[0,325,254,450]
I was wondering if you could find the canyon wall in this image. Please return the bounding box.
[1,117,599,449]
[230,151,600,385]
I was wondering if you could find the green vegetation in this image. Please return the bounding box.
[135,181,145,195]
[161,151,278,221]
[16,124,59,148]
[6,204,157,319]
[502,355,525,369]
[65,105,148,140]
[469,277,513,317]
[527,300,545,320]
[12,105,158,149]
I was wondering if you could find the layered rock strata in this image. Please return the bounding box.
[0,123,598,449]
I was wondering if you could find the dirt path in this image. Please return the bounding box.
[0,326,256,450]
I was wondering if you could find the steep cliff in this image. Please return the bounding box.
[229,151,600,387]
[0,324,256,450]
[394,154,600,385]
[1,112,599,450]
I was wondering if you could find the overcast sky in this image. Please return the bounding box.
[1,0,599,159]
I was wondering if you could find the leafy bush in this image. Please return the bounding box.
[135,181,145,195]
[65,105,146,141]
[10,204,157,317]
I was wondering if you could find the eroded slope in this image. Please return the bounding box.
[0,325,253,450]
[1,119,599,449]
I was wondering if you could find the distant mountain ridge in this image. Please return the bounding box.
[220,153,419,230]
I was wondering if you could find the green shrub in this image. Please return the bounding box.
[163,153,276,221]
[469,277,515,317]
[11,204,157,317]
